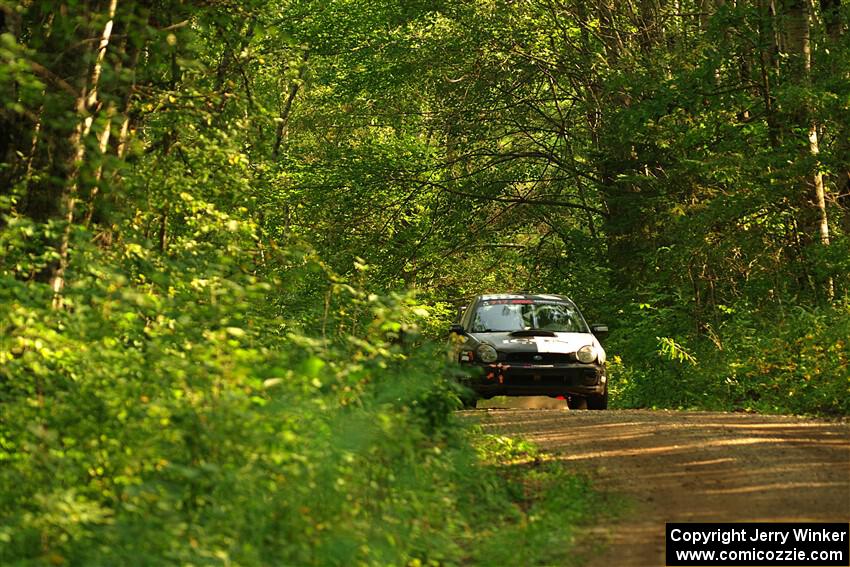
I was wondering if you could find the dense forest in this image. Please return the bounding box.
[1,0,848,564]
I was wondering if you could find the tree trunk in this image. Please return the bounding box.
[84,40,139,228]
[588,0,652,294]
[273,51,309,159]
[51,0,119,307]
[757,0,782,147]
[783,0,834,300]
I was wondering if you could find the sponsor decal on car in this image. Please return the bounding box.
[500,334,587,354]
[531,336,573,353]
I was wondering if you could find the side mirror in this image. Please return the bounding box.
[450,324,466,336]
[590,324,609,340]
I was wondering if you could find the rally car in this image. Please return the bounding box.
[450,293,608,409]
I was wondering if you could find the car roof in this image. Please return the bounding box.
[475,293,575,303]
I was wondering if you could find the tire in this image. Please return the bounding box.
[568,396,588,410]
[587,389,608,410]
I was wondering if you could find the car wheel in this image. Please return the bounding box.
[587,389,608,410]
[568,396,588,410]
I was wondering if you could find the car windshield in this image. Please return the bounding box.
[469,300,589,333]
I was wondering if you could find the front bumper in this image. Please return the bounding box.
[461,361,606,397]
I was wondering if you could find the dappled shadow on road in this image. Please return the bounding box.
[474,409,850,567]
[475,395,568,410]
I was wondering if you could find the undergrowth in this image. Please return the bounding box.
[607,300,850,416]
[0,234,602,566]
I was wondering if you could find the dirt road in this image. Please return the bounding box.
[473,405,850,567]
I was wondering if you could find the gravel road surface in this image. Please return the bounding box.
[470,403,850,567]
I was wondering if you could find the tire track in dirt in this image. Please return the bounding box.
[470,407,850,567]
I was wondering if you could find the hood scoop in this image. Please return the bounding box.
[508,329,556,337]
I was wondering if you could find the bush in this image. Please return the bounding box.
[0,229,601,565]
[608,300,850,416]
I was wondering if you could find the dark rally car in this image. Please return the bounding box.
[450,293,609,409]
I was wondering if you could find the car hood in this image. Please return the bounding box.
[468,331,606,363]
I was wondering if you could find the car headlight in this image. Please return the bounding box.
[576,345,597,363]
[476,343,498,363]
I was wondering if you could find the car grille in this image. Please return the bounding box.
[504,352,575,363]
[505,369,599,387]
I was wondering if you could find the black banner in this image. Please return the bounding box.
[666,523,849,566]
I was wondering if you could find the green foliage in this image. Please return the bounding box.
[609,302,850,415]
[0,241,598,565]
[467,433,602,566]
[657,337,698,366]
[0,194,600,565]
[716,304,850,415]
[2,0,850,562]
